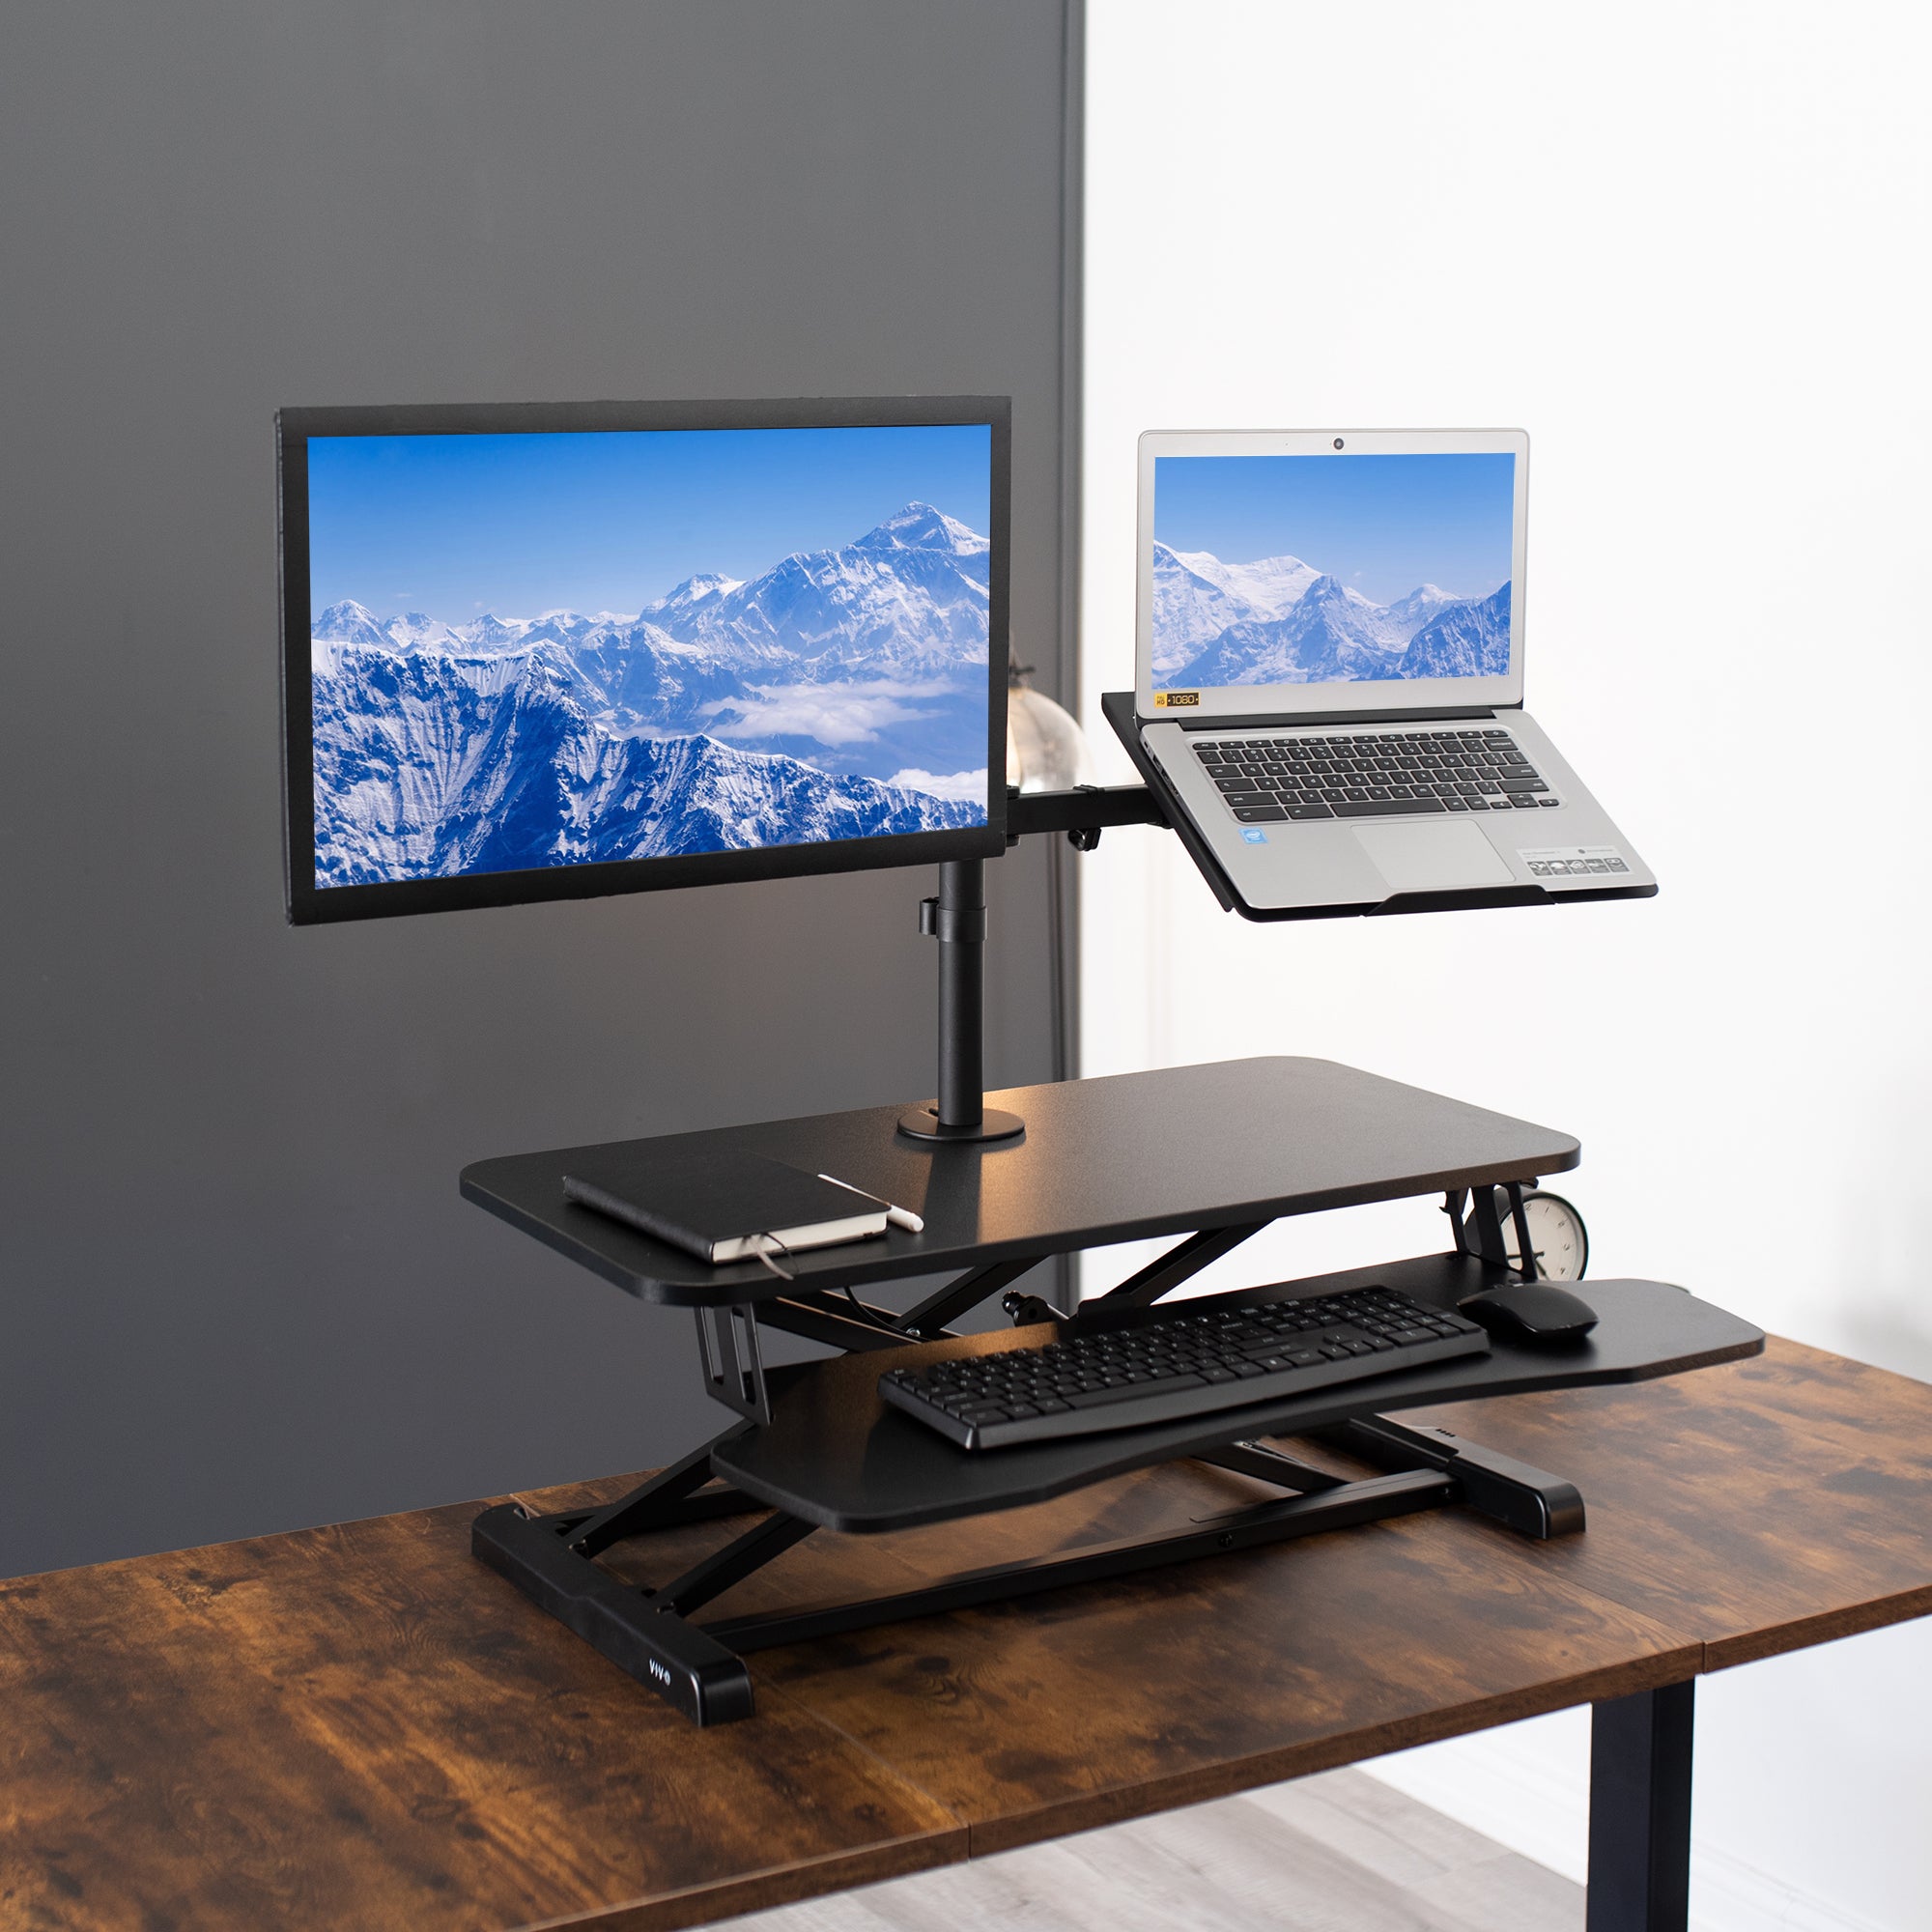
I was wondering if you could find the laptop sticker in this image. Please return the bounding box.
[1521,843,1630,877]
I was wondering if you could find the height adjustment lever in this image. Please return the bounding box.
[1002,1290,1065,1327]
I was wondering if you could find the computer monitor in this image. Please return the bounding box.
[278,396,1009,925]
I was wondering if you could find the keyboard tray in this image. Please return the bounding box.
[711,1254,1763,1532]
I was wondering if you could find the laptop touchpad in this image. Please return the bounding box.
[1355,821,1515,894]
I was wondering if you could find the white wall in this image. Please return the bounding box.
[1080,6,1931,1928]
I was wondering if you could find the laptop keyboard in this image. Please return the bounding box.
[1193,726,1563,824]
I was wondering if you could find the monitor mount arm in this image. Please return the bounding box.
[896,784,1168,1145]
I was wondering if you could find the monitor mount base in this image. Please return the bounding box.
[895,1103,1026,1144]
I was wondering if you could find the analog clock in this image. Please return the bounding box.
[1495,1188,1589,1281]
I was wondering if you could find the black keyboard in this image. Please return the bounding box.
[878,1286,1490,1451]
[1193,725,1562,824]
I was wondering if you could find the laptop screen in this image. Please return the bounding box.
[1137,433,1527,720]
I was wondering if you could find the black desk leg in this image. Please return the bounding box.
[1587,1680,1695,1932]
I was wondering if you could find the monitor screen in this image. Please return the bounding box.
[279,397,1009,923]
[1143,441,1520,714]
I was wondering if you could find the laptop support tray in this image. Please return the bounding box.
[1099,689,1654,921]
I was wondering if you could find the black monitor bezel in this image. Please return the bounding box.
[278,394,1011,925]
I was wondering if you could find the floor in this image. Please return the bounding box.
[708,1768,1582,1932]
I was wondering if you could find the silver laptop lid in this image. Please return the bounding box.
[1135,429,1529,722]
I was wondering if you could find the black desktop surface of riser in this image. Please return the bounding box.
[459,1057,1580,1308]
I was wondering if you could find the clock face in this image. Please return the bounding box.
[1499,1192,1588,1282]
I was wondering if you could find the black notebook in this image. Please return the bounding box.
[561,1147,887,1264]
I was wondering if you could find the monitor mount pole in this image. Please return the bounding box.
[897,857,1027,1143]
[893,789,1172,1146]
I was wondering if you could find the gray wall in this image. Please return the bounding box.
[0,1,1081,1577]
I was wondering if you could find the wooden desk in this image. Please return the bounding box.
[4,1339,1928,1932]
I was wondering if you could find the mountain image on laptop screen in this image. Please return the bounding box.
[1151,451,1516,691]
[305,424,994,889]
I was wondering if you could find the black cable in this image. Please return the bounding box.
[841,1284,906,1332]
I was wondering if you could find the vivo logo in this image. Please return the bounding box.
[648,1659,672,1686]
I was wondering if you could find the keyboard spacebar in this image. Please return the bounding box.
[1331,796,1447,817]
[1066,1374,1205,1407]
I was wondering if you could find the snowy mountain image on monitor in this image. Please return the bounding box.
[1152,541,1511,690]
[310,502,992,888]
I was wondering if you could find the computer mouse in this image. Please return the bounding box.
[1459,1281,1599,1345]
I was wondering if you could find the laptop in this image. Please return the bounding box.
[1122,428,1655,919]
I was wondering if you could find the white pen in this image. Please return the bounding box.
[817,1172,924,1234]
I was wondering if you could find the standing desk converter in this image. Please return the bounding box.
[463,1059,1760,1788]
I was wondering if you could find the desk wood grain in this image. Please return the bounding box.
[2,1338,1929,1930]
[1392,1336,1932,1669]
[0,1505,960,1932]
